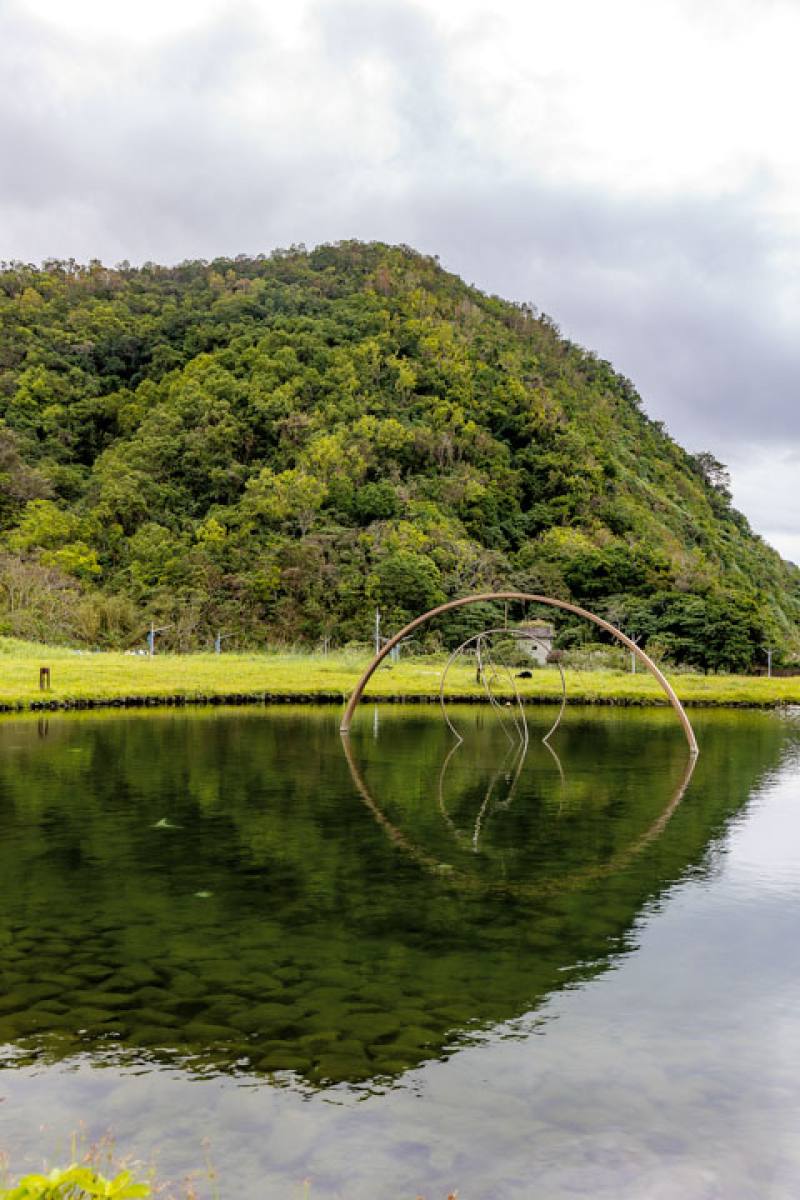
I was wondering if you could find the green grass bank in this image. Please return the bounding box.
[1,639,798,712]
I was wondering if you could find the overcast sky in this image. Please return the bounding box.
[2,0,798,560]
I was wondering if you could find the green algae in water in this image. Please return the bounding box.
[0,705,791,1088]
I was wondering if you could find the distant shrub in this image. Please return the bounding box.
[561,643,629,671]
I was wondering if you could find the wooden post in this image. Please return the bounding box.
[39,666,51,691]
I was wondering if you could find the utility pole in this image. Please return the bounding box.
[148,622,173,656]
[374,608,381,656]
[214,632,234,654]
[629,633,642,673]
[767,647,773,679]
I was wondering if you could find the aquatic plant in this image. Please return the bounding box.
[0,1164,150,1199]
[0,1163,457,1200]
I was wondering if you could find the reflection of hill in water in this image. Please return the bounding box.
[0,707,791,1088]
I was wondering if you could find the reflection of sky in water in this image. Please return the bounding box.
[723,750,800,898]
[2,711,800,1199]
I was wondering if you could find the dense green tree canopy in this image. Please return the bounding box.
[0,241,797,668]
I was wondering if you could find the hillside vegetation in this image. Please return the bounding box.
[0,241,797,668]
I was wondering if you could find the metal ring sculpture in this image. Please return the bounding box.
[439,627,566,747]
[340,592,699,756]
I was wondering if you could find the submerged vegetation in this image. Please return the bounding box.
[0,241,798,669]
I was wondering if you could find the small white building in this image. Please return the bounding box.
[517,622,555,666]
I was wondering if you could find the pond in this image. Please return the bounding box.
[1,704,799,1198]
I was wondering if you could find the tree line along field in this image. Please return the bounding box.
[1,241,798,671]
[1,639,799,711]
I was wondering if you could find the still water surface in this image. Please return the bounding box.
[0,705,799,1198]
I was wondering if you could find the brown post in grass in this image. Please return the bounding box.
[339,591,699,756]
[39,666,51,691]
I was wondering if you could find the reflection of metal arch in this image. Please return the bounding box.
[437,731,530,853]
[341,732,698,899]
[340,592,698,756]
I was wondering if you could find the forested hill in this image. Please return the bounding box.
[0,241,797,668]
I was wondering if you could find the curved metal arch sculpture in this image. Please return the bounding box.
[340,591,699,756]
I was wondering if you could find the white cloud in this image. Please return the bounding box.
[728,449,800,564]
[19,0,239,41]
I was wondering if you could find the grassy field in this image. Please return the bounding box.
[1,637,798,711]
